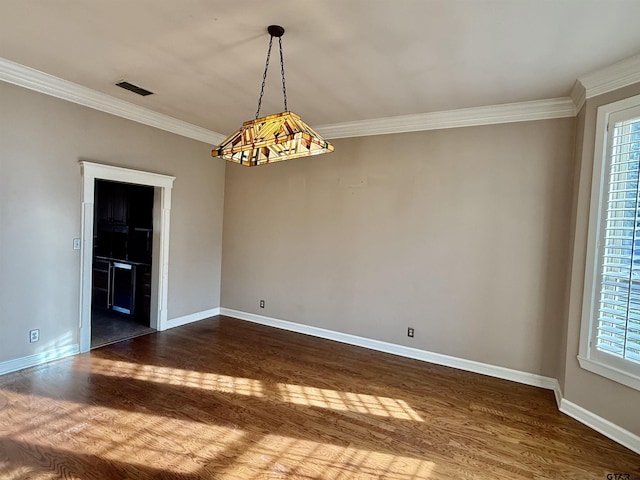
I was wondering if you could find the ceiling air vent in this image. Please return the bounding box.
[115,81,154,96]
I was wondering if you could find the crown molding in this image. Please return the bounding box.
[570,81,587,113]
[0,56,226,145]
[1,56,581,144]
[574,54,640,107]
[4,53,640,143]
[315,98,576,140]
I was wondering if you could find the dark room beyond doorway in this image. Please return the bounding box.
[91,179,155,348]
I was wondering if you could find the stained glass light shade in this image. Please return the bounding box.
[211,111,334,167]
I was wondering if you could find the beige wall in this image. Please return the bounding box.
[221,118,575,378]
[563,83,640,435]
[2,68,637,440]
[0,81,225,363]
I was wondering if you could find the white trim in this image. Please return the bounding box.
[166,308,221,330]
[4,51,639,144]
[560,399,640,455]
[578,355,640,391]
[219,308,557,391]
[80,162,176,189]
[578,94,640,391]
[315,98,576,139]
[551,378,563,409]
[0,345,79,376]
[0,307,220,375]
[577,54,640,102]
[570,81,586,112]
[220,308,640,452]
[0,57,577,143]
[0,56,226,145]
[3,52,640,143]
[79,161,175,353]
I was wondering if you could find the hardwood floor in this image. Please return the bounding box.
[0,316,637,479]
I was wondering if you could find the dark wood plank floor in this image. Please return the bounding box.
[0,316,638,479]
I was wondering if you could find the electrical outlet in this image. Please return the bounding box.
[260,300,265,308]
[407,327,414,338]
[29,329,40,343]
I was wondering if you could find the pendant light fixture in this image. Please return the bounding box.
[211,25,334,166]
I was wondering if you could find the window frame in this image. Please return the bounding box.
[578,93,640,391]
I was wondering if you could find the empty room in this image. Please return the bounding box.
[0,1,639,478]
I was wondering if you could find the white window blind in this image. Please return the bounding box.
[580,95,640,390]
[597,115,640,364]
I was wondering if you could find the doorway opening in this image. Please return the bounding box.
[91,180,155,348]
[79,162,175,353]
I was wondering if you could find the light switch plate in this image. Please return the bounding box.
[73,238,81,250]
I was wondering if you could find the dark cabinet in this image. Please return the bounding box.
[92,259,110,310]
[96,181,129,226]
[92,180,154,322]
[136,265,152,321]
[94,180,154,263]
[129,186,153,230]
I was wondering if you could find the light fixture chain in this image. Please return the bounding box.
[279,36,288,112]
[255,35,274,119]
[212,25,334,165]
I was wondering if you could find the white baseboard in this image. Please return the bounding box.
[219,308,557,390]
[220,308,640,455]
[560,399,640,455]
[4,309,636,455]
[552,379,563,409]
[166,307,220,330]
[0,344,80,376]
[0,307,220,376]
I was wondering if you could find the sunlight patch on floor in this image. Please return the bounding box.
[0,390,435,480]
[82,357,423,421]
[1,391,245,477]
[277,383,424,421]
[204,434,436,479]
[82,357,265,397]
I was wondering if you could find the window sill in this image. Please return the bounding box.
[577,355,640,391]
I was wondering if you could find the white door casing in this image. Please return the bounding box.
[79,161,175,353]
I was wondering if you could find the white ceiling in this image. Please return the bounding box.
[0,0,639,136]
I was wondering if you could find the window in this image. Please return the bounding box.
[579,94,640,390]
